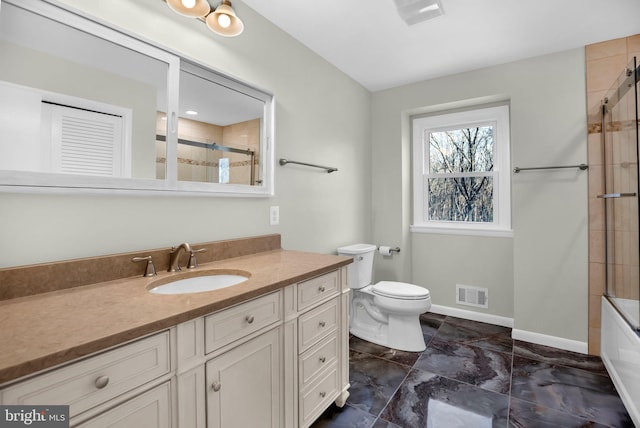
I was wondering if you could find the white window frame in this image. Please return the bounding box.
[411,105,512,237]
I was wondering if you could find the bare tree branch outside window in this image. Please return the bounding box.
[427,125,494,222]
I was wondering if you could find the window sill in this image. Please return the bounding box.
[410,224,514,238]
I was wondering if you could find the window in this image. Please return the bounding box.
[411,105,511,236]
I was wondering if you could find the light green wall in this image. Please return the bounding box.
[0,0,371,267]
[371,49,588,341]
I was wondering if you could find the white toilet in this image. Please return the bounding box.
[337,243,431,352]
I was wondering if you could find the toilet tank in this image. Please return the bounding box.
[337,243,377,289]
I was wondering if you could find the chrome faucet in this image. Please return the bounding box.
[168,242,192,272]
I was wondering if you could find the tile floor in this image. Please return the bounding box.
[311,313,634,428]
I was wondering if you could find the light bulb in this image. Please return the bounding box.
[217,13,231,28]
[181,0,196,8]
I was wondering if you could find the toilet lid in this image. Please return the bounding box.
[372,281,430,300]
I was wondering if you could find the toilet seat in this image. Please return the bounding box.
[372,281,430,300]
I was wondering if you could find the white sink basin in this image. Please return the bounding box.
[148,270,250,295]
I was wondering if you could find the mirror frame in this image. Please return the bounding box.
[0,0,275,197]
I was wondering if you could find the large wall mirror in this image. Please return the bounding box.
[0,0,274,196]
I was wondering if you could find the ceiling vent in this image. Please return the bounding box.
[394,0,444,25]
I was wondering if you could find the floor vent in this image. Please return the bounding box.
[456,284,489,308]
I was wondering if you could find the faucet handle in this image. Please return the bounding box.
[187,248,207,269]
[132,256,157,277]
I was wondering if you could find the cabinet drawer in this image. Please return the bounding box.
[299,333,338,388]
[300,367,339,428]
[205,291,281,354]
[297,271,339,311]
[298,298,338,354]
[1,331,170,418]
[76,381,171,428]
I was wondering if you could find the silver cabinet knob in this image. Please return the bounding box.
[212,381,221,392]
[245,315,254,324]
[95,376,109,389]
[319,321,326,327]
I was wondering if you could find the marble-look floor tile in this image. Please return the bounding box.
[508,397,611,428]
[420,312,445,343]
[347,350,411,416]
[371,418,403,428]
[435,316,514,354]
[310,403,377,428]
[513,340,608,374]
[349,336,421,367]
[414,338,512,394]
[511,356,633,427]
[380,368,509,428]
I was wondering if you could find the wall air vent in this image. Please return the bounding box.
[456,284,489,309]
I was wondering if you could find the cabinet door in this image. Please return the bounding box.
[206,327,281,428]
[76,382,171,428]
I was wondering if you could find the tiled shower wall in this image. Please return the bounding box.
[586,34,640,355]
[155,114,260,184]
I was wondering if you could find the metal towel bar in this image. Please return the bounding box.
[513,163,588,173]
[279,158,337,173]
[597,192,637,199]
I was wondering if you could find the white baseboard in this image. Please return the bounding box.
[511,329,588,354]
[430,304,588,354]
[430,304,513,328]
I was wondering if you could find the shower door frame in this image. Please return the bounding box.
[601,56,640,331]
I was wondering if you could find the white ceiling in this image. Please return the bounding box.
[242,0,640,92]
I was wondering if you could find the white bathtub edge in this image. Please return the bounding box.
[601,296,640,427]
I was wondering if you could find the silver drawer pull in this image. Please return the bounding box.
[212,381,221,392]
[94,376,109,389]
[319,391,326,398]
[319,356,326,363]
[245,315,254,324]
[319,321,326,328]
[318,286,325,292]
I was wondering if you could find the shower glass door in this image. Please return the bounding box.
[602,56,640,330]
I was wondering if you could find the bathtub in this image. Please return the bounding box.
[601,296,640,426]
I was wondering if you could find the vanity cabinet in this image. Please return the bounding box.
[284,269,350,428]
[0,331,173,427]
[0,266,349,428]
[177,266,350,428]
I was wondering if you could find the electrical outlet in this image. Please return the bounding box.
[270,206,279,225]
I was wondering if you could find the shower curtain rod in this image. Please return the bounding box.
[513,163,588,173]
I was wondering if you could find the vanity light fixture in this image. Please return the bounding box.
[166,0,210,18]
[165,0,244,37]
[394,0,444,25]
[206,1,244,37]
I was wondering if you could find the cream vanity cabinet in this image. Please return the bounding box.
[0,331,173,427]
[283,268,350,428]
[176,267,350,428]
[0,267,349,428]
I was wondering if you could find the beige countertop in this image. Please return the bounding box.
[0,249,352,385]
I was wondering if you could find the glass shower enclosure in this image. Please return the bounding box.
[601,56,640,331]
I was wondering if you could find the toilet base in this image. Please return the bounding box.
[350,320,426,353]
[350,289,428,352]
